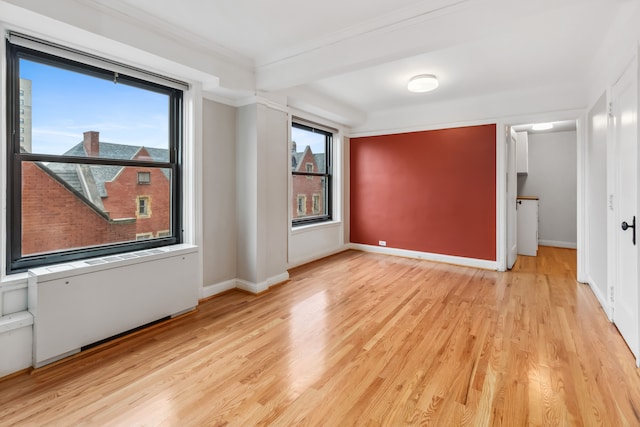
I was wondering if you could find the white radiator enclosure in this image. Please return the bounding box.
[28,244,199,368]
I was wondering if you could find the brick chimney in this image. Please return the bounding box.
[83,131,100,157]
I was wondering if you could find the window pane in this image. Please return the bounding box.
[21,162,172,256]
[292,176,328,220]
[19,59,170,159]
[291,126,326,173]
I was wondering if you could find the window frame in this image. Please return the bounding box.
[5,40,184,274]
[291,121,332,227]
[137,171,151,185]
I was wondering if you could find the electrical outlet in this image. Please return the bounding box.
[379,240,386,247]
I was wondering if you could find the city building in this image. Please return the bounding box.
[18,78,32,152]
[22,131,171,255]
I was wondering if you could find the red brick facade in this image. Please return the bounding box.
[21,137,171,256]
[292,147,324,219]
[21,162,136,256]
[102,148,171,237]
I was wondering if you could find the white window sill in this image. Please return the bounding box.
[291,220,342,235]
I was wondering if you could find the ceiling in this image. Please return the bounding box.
[86,0,625,121]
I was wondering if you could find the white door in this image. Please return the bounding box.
[612,55,639,363]
[507,127,518,269]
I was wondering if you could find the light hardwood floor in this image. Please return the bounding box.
[2,247,640,426]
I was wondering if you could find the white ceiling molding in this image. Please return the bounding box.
[87,0,254,69]
[285,87,367,128]
[0,0,253,93]
[256,0,470,68]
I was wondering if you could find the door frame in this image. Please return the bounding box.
[498,113,585,279]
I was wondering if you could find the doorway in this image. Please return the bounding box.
[505,120,579,271]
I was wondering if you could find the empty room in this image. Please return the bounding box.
[2,0,640,425]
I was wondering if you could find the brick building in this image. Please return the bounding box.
[291,141,325,219]
[21,131,170,256]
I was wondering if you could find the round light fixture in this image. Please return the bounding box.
[408,74,439,93]
[531,123,553,131]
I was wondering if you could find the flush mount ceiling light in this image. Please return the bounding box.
[531,122,553,131]
[408,74,439,93]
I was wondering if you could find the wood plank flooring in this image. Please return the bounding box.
[2,247,640,426]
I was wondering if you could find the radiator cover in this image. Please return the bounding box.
[28,244,198,368]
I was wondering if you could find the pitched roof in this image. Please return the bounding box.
[292,145,326,173]
[44,140,169,216]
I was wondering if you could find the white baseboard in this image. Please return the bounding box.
[200,279,238,300]
[287,245,349,269]
[202,271,290,299]
[349,244,498,270]
[538,240,577,249]
[587,276,612,321]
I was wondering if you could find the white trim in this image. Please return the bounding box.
[288,246,348,269]
[539,240,577,249]
[0,311,33,334]
[588,276,612,321]
[200,279,238,300]
[349,118,497,138]
[349,109,585,139]
[349,244,498,270]
[291,220,342,235]
[576,114,588,283]
[237,272,290,295]
[496,121,507,271]
[236,280,266,294]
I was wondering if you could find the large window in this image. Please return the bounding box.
[5,36,184,273]
[291,121,332,226]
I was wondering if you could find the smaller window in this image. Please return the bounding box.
[19,89,24,96]
[137,171,151,184]
[297,195,306,216]
[19,108,24,114]
[19,118,24,124]
[20,127,24,134]
[136,232,153,240]
[19,136,24,142]
[312,194,321,214]
[306,163,313,173]
[137,196,151,218]
[19,99,24,106]
[157,230,171,238]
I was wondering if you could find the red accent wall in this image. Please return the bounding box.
[350,124,496,261]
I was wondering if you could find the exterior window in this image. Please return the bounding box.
[137,171,151,184]
[5,37,183,273]
[291,121,332,225]
[297,195,306,216]
[137,196,151,218]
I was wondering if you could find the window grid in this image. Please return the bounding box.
[291,121,332,226]
[5,39,183,274]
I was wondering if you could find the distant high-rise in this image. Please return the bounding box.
[19,78,32,152]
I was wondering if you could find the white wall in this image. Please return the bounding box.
[235,103,290,292]
[202,99,237,291]
[585,92,608,307]
[517,130,577,248]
